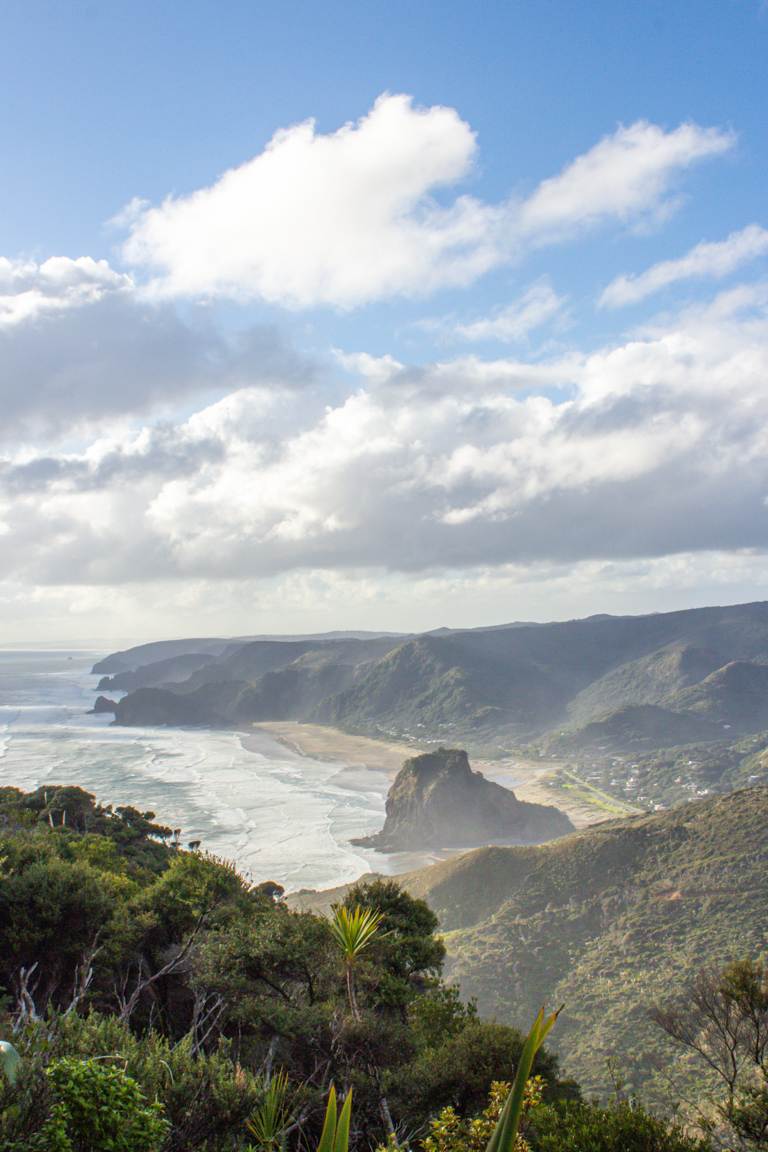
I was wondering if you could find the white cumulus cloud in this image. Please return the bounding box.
[453,279,566,343]
[121,94,488,308]
[600,223,768,307]
[118,96,734,309]
[519,120,733,239]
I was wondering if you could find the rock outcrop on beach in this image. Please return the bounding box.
[354,747,573,850]
[89,696,117,714]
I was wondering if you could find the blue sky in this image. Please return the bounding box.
[3,0,766,350]
[1,1,768,639]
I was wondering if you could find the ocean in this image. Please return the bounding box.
[0,647,411,892]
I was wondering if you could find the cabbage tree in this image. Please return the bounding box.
[329,905,384,1021]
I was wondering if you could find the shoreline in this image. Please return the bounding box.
[239,723,449,879]
[251,720,616,829]
[250,721,421,779]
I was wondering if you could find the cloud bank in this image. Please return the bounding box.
[0,257,315,443]
[3,284,768,596]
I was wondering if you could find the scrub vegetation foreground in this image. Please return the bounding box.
[0,784,764,1151]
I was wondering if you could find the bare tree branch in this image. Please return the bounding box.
[118,912,208,1023]
[13,962,40,1031]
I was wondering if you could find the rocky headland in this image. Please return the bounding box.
[354,747,573,850]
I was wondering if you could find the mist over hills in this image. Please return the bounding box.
[103,602,768,765]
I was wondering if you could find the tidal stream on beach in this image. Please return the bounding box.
[0,648,437,891]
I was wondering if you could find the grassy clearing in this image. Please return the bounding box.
[548,768,641,817]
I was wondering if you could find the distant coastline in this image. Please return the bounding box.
[250,720,610,829]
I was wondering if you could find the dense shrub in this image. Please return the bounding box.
[37,1057,169,1152]
[0,1013,263,1151]
[0,783,730,1151]
[528,1100,711,1152]
[391,1019,567,1124]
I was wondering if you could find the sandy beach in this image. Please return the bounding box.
[1,651,452,893]
[252,721,615,829]
[240,723,452,878]
[250,721,420,776]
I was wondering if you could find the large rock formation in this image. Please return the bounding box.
[355,747,573,850]
[89,696,117,714]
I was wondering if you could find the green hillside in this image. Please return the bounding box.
[563,642,722,727]
[671,659,768,727]
[111,601,768,739]
[108,602,768,809]
[545,703,723,752]
[395,786,768,1103]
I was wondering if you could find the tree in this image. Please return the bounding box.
[329,905,385,1022]
[192,902,341,1090]
[0,849,127,1022]
[651,958,768,1149]
[391,1019,567,1126]
[31,786,98,833]
[407,983,478,1050]
[343,881,445,979]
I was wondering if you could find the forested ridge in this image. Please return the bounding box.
[0,783,762,1150]
[107,603,768,757]
[99,603,768,815]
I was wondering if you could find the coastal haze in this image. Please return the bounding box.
[7,595,768,895]
[0,647,429,890]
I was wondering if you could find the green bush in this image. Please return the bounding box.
[38,1057,169,1152]
[391,1019,567,1124]
[78,1014,263,1149]
[1,1013,263,1151]
[528,1100,711,1152]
